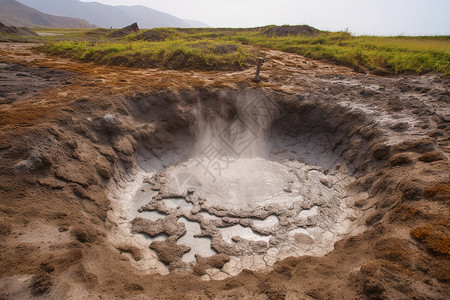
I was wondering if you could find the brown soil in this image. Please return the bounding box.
[0,42,449,299]
[0,62,72,104]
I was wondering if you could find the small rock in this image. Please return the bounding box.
[103,114,116,123]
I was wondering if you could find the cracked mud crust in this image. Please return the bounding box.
[125,157,364,275]
[0,43,449,299]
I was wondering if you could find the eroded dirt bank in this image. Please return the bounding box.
[0,43,449,299]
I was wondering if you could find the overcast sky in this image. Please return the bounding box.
[80,0,450,35]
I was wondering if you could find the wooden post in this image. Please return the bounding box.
[253,57,264,82]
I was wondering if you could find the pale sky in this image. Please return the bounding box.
[80,0,450,35]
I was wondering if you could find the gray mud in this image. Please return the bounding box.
[0,63,72,104]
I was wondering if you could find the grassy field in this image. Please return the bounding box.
[43,39,253,70]
[39,26,450,74]
[238,33,450,74]
[33,28,91,34]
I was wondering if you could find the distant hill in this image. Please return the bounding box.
[116,5,188,28]
[183,19,210,28]
[0,0,93,28]
[16,0,207,29]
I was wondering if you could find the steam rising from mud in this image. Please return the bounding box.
[192,90,282,160]
[109,90,365,277]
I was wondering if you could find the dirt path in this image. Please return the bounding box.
[0,43,449,299]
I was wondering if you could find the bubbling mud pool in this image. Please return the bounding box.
[107,90,369,279]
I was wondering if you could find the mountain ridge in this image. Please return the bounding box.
[16,0,208,29]
[183,19,210,28]
[0,0,93,28]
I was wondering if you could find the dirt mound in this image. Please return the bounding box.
[136,30,170,42]
[0,22,38,36]
[108,22,139,38]
[263,25,320,37]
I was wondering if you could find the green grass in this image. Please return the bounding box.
[43,39,254,70]
[40,26,450,74]
[32,28,91,34]
[231,32,450,74]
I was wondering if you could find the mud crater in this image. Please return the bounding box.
[107,89,372,279]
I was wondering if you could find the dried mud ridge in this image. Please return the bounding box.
[0,43,449,299]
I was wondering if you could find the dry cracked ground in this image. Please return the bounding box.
[0,43,449,299]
